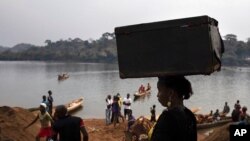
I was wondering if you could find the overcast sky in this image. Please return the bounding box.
[0,0,250,47]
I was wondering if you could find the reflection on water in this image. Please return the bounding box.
[0,61,250,118]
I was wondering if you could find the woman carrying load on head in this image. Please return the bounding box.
[149,76,197,141]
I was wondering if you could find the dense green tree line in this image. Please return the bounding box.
[0,32,117,63]
[222,34,250,66]
[0,33,250,66]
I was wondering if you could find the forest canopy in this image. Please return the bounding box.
[0,33,117,63]
[0,33,250,66]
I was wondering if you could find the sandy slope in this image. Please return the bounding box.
[0,106,230,141]
[0,106,38,141]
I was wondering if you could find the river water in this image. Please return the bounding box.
[0,61,249,118]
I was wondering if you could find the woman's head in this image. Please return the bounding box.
[157,76,193,107]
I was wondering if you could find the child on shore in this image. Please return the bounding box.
[127,110,135,131]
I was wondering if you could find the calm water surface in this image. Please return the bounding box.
[0,61,249,118]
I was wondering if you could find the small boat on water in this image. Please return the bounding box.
[134,90,151,97]
[66,97,84,113]
[58,73,69,81]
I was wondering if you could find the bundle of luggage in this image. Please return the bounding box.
[125,116,153,141]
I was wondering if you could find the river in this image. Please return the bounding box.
[0,61,249,118]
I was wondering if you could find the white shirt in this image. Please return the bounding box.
[123,97,132,109]
[106,98,113,108]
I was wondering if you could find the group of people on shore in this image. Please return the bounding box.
[22,77,250,141]
[24,90,89,141]
[105,93,133,129]
[132,78,250,141]
[105,76,197,141]
[105,83,155,130]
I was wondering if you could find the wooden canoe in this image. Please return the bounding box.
[28,98,83,113]
[66,97,83,113]
[58,74,69,81]
[134,90,151,97]
[197,118,232,130]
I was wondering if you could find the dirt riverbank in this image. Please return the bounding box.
[0,106,230,141]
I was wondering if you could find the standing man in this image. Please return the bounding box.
[105,95,113,125]
[47,90,54,116]
[52,105,89,141]
[112,96,124,127]
[123,93,132,120]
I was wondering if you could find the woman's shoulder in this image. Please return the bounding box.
[167,107,186,115]
[184,107,196,118]
[164,107,196,120]
[158,109,177,121]
[159,107,195,117]
[184,107,195,114]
